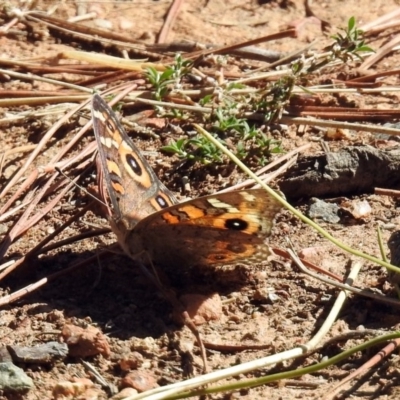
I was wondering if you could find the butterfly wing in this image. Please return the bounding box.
[129,189,282,269]
[92,95,177,229]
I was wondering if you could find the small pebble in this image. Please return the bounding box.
[8,341,68,364]
[60,324,110,358]
[0,362,34,393]
[53,377,94,399]
[119,352,144,371]
[121,370,158,392]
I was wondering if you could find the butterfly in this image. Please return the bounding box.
[91,94,282,274]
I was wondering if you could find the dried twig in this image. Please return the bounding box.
[157,0,184,43]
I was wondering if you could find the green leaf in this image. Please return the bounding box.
[357,45,374,53]
[348,16,355,32]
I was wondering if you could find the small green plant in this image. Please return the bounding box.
[250,17,374,123]
[169,53,192,81]
[307,16,374,73]
[199,94,213,106]
[254,74,296,123]
[145,67,174,100]
[162,100,283,165]
[212,104,245,133]
[162,107,188,120]
[233,131,283,165]
[162,138,189,159]
[162,134,224,164]
[330,16,373,62]
[145,54,192,101]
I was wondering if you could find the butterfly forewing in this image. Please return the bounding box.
[92,95,177,228]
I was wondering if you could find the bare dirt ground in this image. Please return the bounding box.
[1,0,400,399]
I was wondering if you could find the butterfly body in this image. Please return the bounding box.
[92,94,282,272]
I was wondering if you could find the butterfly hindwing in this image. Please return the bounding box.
[129,189,282,268]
